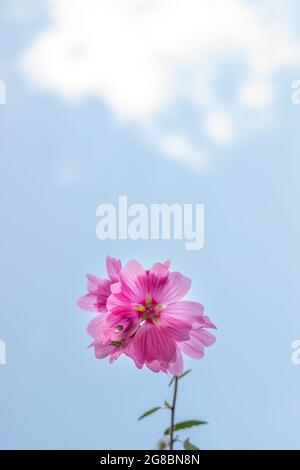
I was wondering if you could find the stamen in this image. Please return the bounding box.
[135,304,146,312]
[136,296,162,324]
[111,339,125,347]
[140,312,147,322]
[150,314,158,323]
[114,325,124,332]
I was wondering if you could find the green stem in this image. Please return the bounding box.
[170,376,178,450]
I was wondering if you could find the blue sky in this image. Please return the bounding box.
[0,0,300,450]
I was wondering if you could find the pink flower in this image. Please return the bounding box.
[78,257,216,375]
[77,256,121,312]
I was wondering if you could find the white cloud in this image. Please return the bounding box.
[203,110,236,146]
[161,133,209,170]
[20,0,300,168]
[238,81,274,109]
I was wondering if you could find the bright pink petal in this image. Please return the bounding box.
[128,323,177,365]
[163,301,204,324]
[110,281,122,294]
[179,328,216,359]
[106,292,132,312]
[125,341,144,369]
[82,275,111,311]
[167,348,184,375]
[149,262,169,279]
[120,260,148,302]
[108,347,124,363]
[77,293,104,312]
[106,256,121,282]
[148,262,169,299]
[156,272,191,305]
[86,314,104,339]
[86,274,107,293]
[93,342,117,359]
[192,328,216,347]
[179,335,205,359]
[146,360,168,373]
[202,315,217,330]
[159,313,192,342]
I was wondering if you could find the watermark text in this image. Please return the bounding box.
[291,340,300,365]
[0,80,6,104]
[291,80,300,104]
[0,340,6,365]
[96,196,204,251]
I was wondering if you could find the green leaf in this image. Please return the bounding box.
[138,406,161,421]
[164,420,207,435]
[164,401,172,409]
[178,369,192,380]
[183,438,200,450]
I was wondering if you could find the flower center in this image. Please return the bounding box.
[135,295,162,323]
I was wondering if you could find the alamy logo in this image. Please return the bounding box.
[0,340,6,365]
[96,196,204,251]
[0,80,6,104]
[291,340,300,365]
[291,80,300,105]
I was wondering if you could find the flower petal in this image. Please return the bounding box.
[148,262,169,299]
[179,335,205,359]
[128,323,177,365]
[108,347,124,363]
[84,275,111,310]
[163,301,204,324]
[86,274,107,293]
[146,360,169,373]
[159,313,191,342]
[106,256,122,282]
[110,281,122,294]
[167,348,184,375]
[156,272,191,305]
[202,315,217,330]
[179,328,216,359]
[93,342,117,359]
[86,314,104,339]
[77,293,105,312]
[120,260,148,302]
[192,328,216,347]
[106,292,132,312]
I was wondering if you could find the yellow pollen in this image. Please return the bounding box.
[135,296,161,324]
[135,305,146,312]
[141,312,147,322]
